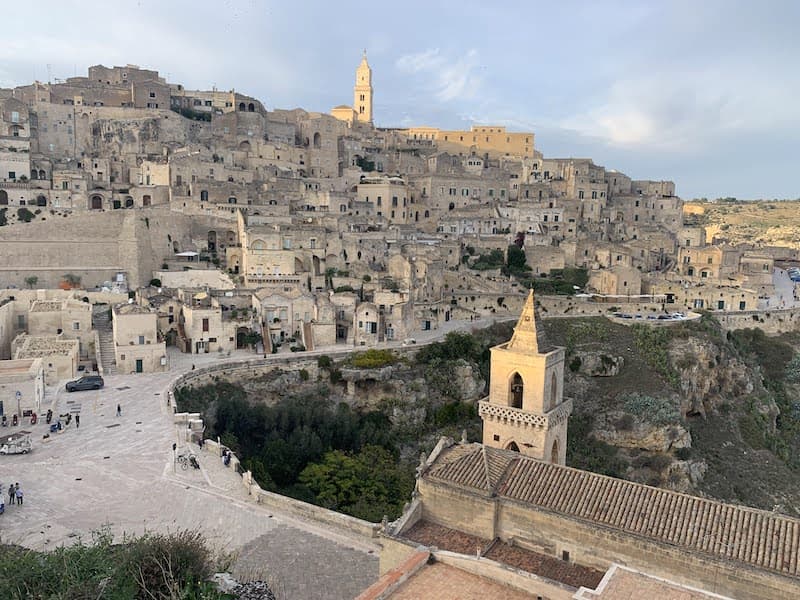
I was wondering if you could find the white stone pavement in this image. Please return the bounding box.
[0,318,506,598]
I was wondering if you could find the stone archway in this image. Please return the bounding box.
[36,195,47,207]
[506,441,520,452]
[90,195,103,209]
[0,190,8,205]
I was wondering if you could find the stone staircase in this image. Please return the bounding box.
[92,305,117,375]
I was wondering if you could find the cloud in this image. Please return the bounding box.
[395,48,483,102]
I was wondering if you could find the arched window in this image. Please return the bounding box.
[506,441,520,452]
[125,197,134,208]
[510,373,523,408]
[550,372,558,409]
[39,170,46,180]
[448,202,455,211]
[313,132,321,148]
[228,197,237,204]
[90,195,102,209]
[36,195,47,207]
[238,102,246,111]
[30,170,38,180]
[248,103,255,112]
[424,210,430,218]
[550,439,559,463]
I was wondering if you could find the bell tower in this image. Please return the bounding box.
[479,290,572,464]
[354,50,373,124]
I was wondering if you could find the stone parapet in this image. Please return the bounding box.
[478,397,573,429]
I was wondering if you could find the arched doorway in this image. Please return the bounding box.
[313,132,321,148]
[36,195,47,207]
[0,190,8,206]
[248,103,255,112]
[90,195,103,209]
[509,373,523,408]
[550,439,559,463]
[238,102,246,111]
[506,441,520,452]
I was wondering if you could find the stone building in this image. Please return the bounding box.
[375,297,800,600]
[112,302,167,373]
[0,358,44,416]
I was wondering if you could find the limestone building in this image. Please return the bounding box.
[478,290,571,464]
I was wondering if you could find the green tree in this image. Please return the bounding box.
[63,273,82,288]
[300,445,413,521]
[24,275,38,289]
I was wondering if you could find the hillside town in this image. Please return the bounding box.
[1,54,800,600]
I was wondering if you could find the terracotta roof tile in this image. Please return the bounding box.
[425,443,800,578]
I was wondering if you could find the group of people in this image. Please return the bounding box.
[3,482,23,508]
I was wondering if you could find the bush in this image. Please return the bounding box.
[318,355,332,369]
[349,349,396,369]
[298,368,309,381]
[622,393,680,426]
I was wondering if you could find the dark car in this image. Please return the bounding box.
[66,375,104,392]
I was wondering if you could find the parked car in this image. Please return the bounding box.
[66,375,104,392]
[0,431,32,455]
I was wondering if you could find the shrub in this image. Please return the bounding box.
[349,349,396,369]
[621,393,680,426]
[298,368,309,381]
[317,355,332,369]
[569,356,582,372]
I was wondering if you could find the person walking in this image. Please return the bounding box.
[8,483,15,505]
[116,404,122,417]
[14,484,22,506]
[75,414,80,428]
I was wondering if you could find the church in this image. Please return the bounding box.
[360,291,800,600]
[331,51,373,126]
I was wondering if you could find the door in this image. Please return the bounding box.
[135,359,143,373]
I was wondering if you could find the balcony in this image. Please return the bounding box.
[478,397,573,429]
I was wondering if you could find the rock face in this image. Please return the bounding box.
[594,413,691,452]
[669,336,776,422]
[572,352,624,377]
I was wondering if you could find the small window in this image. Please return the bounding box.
[562,550,570,562]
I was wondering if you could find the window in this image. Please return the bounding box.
[149,92,156,98]
[62,181,69,190]
[8,171,15,180]
[138,335,145,345]
[11,111,19,123]
[73,322,80,330]
[707,257,713,264]
[578,191,584,199]
[202,318,209,332]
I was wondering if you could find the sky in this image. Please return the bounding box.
[1,0,798,200]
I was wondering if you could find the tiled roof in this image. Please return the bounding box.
[425,443,800,578]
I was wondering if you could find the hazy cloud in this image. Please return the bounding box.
[396,48,483,102]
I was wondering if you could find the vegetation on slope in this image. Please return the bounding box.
[0,529,227,599]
